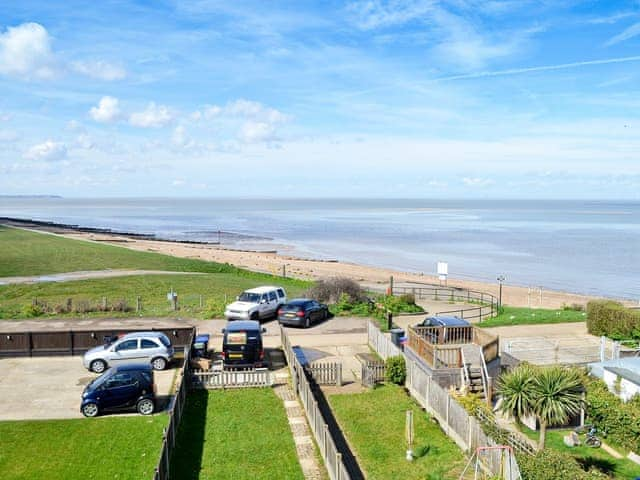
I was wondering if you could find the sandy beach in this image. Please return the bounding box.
[34,227,614,310]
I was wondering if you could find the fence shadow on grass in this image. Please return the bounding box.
[169,390,208,480]
[308,377,365,480]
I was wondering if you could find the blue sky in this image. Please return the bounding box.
[1,0,640,198]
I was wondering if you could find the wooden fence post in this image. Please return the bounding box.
[136,296,141,312]
[336,363,342,387]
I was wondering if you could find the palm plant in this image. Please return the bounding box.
[532,366,584,450]
[497,364,584,450]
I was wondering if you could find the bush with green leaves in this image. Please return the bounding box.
[385,355,406,385]
[305,277,366,303]
[585,376,640,453]
[518,449,609,480]
[586,300,640,340]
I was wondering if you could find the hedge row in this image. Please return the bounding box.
[586,300,640,340]
[585,377,640,453]
[518,450,608,480]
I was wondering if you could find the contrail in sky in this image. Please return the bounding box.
[437,55,640,82]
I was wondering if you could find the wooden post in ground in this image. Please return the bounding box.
[136,296,141,312]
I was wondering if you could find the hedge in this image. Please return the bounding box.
[586,300,640,340]
[585,377,640,453]
[518,449,609,480]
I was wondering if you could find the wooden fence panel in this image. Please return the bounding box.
[306,362,342,386]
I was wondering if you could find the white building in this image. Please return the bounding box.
[588,357,640,403]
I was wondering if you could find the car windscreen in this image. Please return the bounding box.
[158,335,171,347]
[281,303,307,311]
[238,292,261,303]
[88,369,113,389]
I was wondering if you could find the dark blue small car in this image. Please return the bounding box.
[81,363,156,417]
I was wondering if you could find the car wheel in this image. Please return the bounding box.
[251,311,260,321]
[137,398,155,415]
[151,357,167,370]
[323,309,328,320]
[90,359,107,374]
[82,402,99,418]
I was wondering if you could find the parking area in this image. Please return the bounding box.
[0,356,178,420]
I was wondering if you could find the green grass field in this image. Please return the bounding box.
[0,415,166,480]
[170,389,305,480]
[329,384,467,479]
[522,428,640,478]
[478,306,587,327]
[0,273,307,319]
[0,226,308,319]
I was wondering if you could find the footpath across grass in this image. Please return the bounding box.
[0,415,166,480]
[522,428,640,479]
[329,384,467,479]
[170,389,304,480]
[478,306,587,327]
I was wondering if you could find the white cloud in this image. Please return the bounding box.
[71,60,127,81]
[462,177,495,187]
[171,125,193,147]
[239,121,279,143]
[129,102,173,127]
[23,140,67,161]
[89,96,122,123]
[0,23,57,79]
[0,22,127,81]
[0,130,18,142]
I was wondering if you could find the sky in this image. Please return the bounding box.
[1,0,640,198]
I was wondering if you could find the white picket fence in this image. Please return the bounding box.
[367,321,402,359]
[190,369,273,389]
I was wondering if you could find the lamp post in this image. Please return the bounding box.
[497,275,505,311]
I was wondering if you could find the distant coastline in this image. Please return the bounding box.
[0,195,62,199]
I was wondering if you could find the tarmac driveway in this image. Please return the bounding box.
[0,356,177,421]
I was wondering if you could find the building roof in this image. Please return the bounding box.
[603,366,640,386]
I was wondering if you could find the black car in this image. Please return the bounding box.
[81,364,156,417]
[277,298,329,328]
[222,320,265,369]
[416,315,472,344]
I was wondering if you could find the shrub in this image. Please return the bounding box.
[385,356,406,385]
[21,303,44,317]
[586,300,640,340]
[74,300,92,314]
[204,297,226,318]
[111,299,131,312]
[585,376,640,452]
[518,449,609,480]
[305,277,365,303]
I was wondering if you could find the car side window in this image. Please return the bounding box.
[268,291,277,302]
[277,289,285,298]
[261,294,268,303]
[106,373,137,388]
[116,339,138,352]
[141,339,158,349]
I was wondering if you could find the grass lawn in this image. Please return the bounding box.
[329,384,467,479]
[0,273,307,319]
[170,389,304,480]
[523,428,640,479]
[0,415,166,480]
[478,306,587,327]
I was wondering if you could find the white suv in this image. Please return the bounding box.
[224,286,287,321]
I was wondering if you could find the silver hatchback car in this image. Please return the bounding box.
[82,332,174,373]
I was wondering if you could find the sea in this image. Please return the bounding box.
[1,197,638,300]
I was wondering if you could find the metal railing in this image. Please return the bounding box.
[392,284,498,322]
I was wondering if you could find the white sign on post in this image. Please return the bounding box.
[437,262,448,285]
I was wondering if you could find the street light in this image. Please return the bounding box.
[497,275,505,311]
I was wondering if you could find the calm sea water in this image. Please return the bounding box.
[1,198,638,300]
